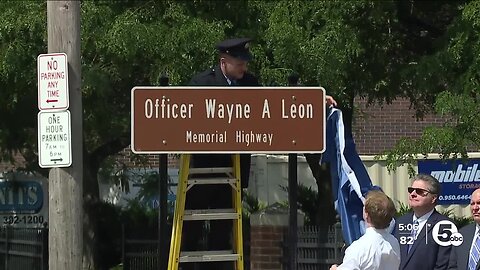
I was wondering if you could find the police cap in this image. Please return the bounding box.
[216,37,253,61]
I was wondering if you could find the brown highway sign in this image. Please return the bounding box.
[131,87,325,153]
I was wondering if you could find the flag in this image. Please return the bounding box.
[321,108,378,245]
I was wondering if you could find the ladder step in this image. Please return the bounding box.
[188,177,237,185]
[188,167,233,175]
[179,250,240,263]
[183,209,239,220]
[168,155,244,270]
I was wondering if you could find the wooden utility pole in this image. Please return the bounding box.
[47,1,83,269]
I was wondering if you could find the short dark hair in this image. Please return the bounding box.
[413,174,441,195]
[364,190,396,229]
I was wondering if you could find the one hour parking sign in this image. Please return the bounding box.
[37,110,72,168]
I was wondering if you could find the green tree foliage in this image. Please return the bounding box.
[384,1,480,168]
[258,1,407,105]
[0,1,230,268]
[0,2,46,166]
[0,0,475,268]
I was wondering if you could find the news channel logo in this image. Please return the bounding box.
[432,220,463,246]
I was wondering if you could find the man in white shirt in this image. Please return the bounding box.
[330,190,400,270]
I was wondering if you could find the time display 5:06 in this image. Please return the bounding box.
[398,223,420,232]
[398,223,421,245]
[3,215,45,225]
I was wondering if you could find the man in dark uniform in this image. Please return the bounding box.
[183,37,259,270]
[190,37,258,86]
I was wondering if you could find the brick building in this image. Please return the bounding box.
[352,97,444,155]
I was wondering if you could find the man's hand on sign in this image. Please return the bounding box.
[326,95,337,107]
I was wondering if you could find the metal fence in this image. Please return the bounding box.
[0,226,48,270]
[121,223,345,270]
[122,221,251,270]
[122,224,160,270]
[122,239,158,270]
[284,224,344,270]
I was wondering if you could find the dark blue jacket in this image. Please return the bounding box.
[395,210,452,270]
[447,223,480,270]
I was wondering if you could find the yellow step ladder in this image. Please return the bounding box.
[167,154,244,270]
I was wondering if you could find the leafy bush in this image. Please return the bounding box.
[242,192,267,219]
[438,208,473,228]
[280,183,320,225]
[395,201,412,217]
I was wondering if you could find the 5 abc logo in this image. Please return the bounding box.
[432,220,463,247]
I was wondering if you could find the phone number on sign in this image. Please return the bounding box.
[439,195,471,201]
[3,215,45,225]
